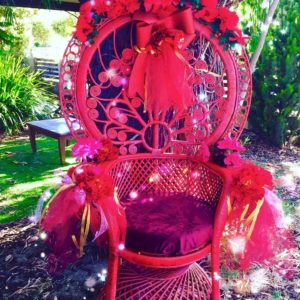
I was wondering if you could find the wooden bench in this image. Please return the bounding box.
[27,118,74,165]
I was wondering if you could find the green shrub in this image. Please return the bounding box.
[52,16,76,37]
[32,21,49,46]
[0,54,56,134]
[241,0,300,147]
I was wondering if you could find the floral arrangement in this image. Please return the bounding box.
[39,138,119,273]
[197,137,295,272]
[75,0,248,48]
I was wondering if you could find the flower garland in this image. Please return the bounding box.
[75,0,248,48]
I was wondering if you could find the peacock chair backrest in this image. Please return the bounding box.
[59,6,251,158]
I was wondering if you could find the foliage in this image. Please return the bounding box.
[240,0,300,146]
[0,54,56,134]
[0,6,15,51]
[32,21,50,46]
[52,16,76,37]
[0,7,33,56]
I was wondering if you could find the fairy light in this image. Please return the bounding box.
[106,68,116,78]
[40,232,47,240]
[120,77,128,86]
[198,93,207,101]
[149,173,160,183]
[228,236,246,254]
[118,244,125,250]
[129,191,138,199]
[40,252,46,258]
[192,171,200,178]
[85,276,97,288]
[183,168,189,174]
[213,272,221,281]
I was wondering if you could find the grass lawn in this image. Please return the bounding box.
[0,136,76,223]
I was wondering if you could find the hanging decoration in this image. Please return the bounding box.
[39,139,119,274]
[74,0,249,48]
[206,138,296,272]
[39,137,295,275]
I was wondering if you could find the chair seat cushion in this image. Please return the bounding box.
[125,193,215,256]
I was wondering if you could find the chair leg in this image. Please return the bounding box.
[104,251,120,300]
[211,249,221,300]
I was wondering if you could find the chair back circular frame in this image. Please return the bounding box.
[59,16,252,156]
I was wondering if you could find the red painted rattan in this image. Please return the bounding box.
[59,12,252,300]
[59,17,252,153]
[99,262,212,300]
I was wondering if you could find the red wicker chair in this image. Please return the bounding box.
[59,14,252,300]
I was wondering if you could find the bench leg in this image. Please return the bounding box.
[58,138,66,165]
[29,127,37,153]
[66,139,71,147]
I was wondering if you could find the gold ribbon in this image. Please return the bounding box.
[72,203,91,257]
[39,184,74,227]
[228,197,265,241]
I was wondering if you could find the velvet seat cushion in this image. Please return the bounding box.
[125,193,215,256]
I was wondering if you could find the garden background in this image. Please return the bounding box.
[0,0,299,299]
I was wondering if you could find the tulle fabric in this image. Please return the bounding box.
[225,188,295,271]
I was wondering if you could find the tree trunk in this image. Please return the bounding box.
[250,0,280,73]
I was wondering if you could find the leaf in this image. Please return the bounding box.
[12,160,28,165]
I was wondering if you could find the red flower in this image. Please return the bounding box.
[73,164,102,185]
[94,139,119,163]
[107,0,140,18]
[201,0,218,8]
[196,142,211,162]
[144,0,179,15]
[231,162,274,203]
[224,152,243,167]
[74,16,94,42]
[217,137,246,152]
[195,7,218,22]
[218,7,239,33]
[79,1,93,22]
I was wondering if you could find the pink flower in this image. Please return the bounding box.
[224,152,243,167]
[71,137,102,162]
[217,137,246,152]
[196,142,211,162]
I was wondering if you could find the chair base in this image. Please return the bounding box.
[98,262,212,300]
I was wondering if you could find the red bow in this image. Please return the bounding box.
[128,8,195,112]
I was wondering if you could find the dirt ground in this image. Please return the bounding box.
[0,130,299,300]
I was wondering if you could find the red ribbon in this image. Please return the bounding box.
[128,8,196,112]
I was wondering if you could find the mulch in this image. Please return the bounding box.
[0,130,299,300]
